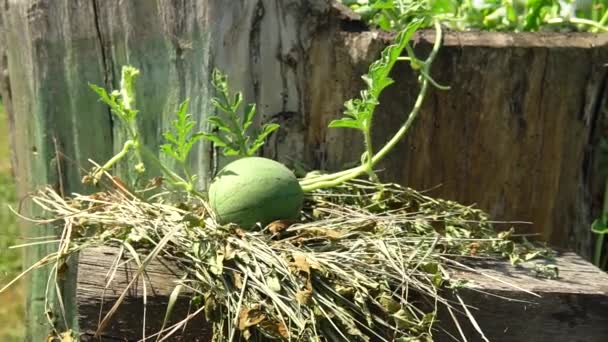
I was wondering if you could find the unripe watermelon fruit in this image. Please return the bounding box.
[208,157,304,228]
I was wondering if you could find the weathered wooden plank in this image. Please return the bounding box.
[303,23,608,257]
[438,253,608,342]
[77,246,608,341]
[1,0,113,339]
[77,247,210,341]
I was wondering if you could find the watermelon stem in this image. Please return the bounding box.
[92,140,136,182]
[301,20,444,192]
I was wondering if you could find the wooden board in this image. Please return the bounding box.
[439,253,608,341]
[77,246,210,341]
[76,246,608,341]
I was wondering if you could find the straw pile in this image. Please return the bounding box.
[11,175,550,342]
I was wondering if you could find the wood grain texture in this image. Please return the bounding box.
[2,0,113,339]
[89,0,331,185]
[438,253,608,342]
[77,246,210,341]
[303,25,608,258]
[77,246,608,342]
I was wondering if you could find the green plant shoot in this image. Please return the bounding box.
[89,66,196,194]
[591,216,608,269]
[200,69,279,157]
[590,137,608,270]
[89,66,145,178]
[160,99,206,186]
[89,66,281,195]
[162,100,203,164]
[300,18,446,192]
[327,19,413,181]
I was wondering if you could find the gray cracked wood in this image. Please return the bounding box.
[437,252,608,342]
[77,246,210,341]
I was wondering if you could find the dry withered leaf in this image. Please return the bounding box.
[238,307,266,330]
[224,243,236,260]
[291,252,311,275]
[81,174,93,184]
[307,227,342,239]
[86,192,107,201]
[242,329,252,340]
[468,242,480,256]
[146,176,164,188]
[233,272,243,289]
[259,319,289,338]
[295,288,312,305]
[204,294,221,322]
[352,220,377,232]
[46,330,76,342]
[266,273,281,292]
[207,250,224,275]
[277,323,289,338]
[377,293,401,314]
[110,176,129,191]
[267,220,292,235]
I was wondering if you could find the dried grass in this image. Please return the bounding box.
[4,177,549,341]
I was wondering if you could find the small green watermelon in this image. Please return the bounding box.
[208,157,304,228]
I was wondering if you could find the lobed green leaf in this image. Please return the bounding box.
[328,18,421,134]
[204,70,280,157]
[248,123,280,156]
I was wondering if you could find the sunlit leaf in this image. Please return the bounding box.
[243,103,257,130]
[592,218,608,234]
[247,123,279,155]
[328,118,363,129]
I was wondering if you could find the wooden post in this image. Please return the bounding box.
[1,1,113,339]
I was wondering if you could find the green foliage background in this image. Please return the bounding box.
[0,99,24,341]
[341,0,608,32]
